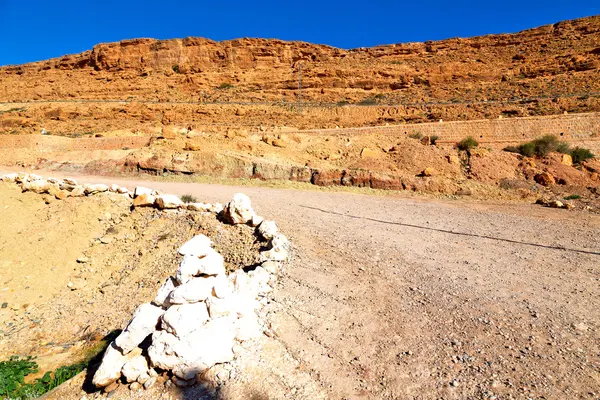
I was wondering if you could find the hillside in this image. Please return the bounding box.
[1,16,600,134]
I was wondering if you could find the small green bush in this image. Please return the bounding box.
[180,194,197,203]
[218,83,234,89]
[430,135,439,145]
[531,135,559,157]
[564,194,581,200]
[518,142,536,157]
[172,65,180,73]
[556,142,571,154]
[457,136,479,151]
[408,132,423,140]
[358,97,377,105]
[570,147,595,164]
[503,145,520,153]
[336,100,349,106]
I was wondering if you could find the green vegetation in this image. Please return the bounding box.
[172,65,180,73]
[180,194,198,203]
[457,136,479,151]
[336,100,349,106]
[408,132,423,140]
[218,83,234,90]
[430,135,439,145]
[564,194,581,200]
[0,356,85,399]
[503,135,594,164]
[570,147,595,164]
[358,97,377,105]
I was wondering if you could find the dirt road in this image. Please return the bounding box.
[4,170,600,399]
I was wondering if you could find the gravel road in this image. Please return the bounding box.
[5,170,600,399]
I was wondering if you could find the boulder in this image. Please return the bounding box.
[92,344,142,387]
[176,250,225,284]
[178,235,213,256]
[181,317,236,367]
[70,185,86,197]
[235,315,263,341]
[155,194,184,209]
[213,275,234,299]
[360,147,378,158]
[133,193,155,207]
[169,277,217,304]
[147,330,184,371]
[1,173,18,182]
[63,178,77,185]
[186,202,212,212]
[121,355,149,383]
[161,303,210,338]
[223,193,255,224]
[534,172,556,186]
[422,167,436,177]
[21,180,52,194]
[154,276,177,307]
[561,154,573,166]
[257,220,278,240]
[249,215,264,227]
[84,184,109,195]
[114,303,164,354]
[134,186,153,198]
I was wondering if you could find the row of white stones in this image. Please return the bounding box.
[1,173,289,391]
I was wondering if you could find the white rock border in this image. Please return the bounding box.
[1,172,290,391]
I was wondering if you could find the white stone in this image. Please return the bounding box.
[155,194,184,209]
[262,261,280,275]
[235,314,263,341]
[21,180,52,194]
[84,183,109,195]
[92,343,141,387]
[182,316,236,367]
[249,215,264,227]
[134,186,153,198]
[206,296,234,319]
[186,202,212,212]
[133,193,155,207]
[271,233,290,250]
[116,186,129,194]
[47,177,59,184]
[249,267,273,294]
[169,276,217,304]
[109,184,120,192]
[213,275,233,299]
[224,193,255,224]
[154,276,177,307]
[177,250,224,283]
[136,371,151,384]
[161,302,210,338]
[258,220,278,240]
[210,202,224,214]
[178,235,213,257]
[27,173,43,181]
[147,330,184,371]
[63,178,77,185]
[115,303,164,354]
[1,173,18,182]
[70,186,85,197]
[176,255,203,284]
[121,355,149,383]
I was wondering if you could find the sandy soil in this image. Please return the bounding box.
[2,170,599,399]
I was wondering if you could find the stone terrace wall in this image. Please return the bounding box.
[0,135,151,152]
[284,112,600,147]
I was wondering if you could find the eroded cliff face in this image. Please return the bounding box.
[0,16,599,130]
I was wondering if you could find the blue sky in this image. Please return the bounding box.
[1,0,599,66]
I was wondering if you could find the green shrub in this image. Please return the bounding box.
[172,65,180,73]
[570,147,595,164]
[336,100,349,106]
[358,97,377,105]
[430,135,439,145]
[556,142,571,154]
[180,194,197,203]
[564,194,581,200]
[408,132,423,140]
[517,142,536,157]
[0,356,85,399]
[218,83,234,89]
[457,136,479,151]
[503,145,520,153]
[531,135,559,157]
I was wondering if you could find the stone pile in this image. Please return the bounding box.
[2,172,290,391]
[92,194,289,390]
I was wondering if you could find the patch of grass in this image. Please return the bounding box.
[564,194,581,200]
[336,100,349,106]
[0,356,85,399]
[358,97,377,105]
[457,136,479,151]
[570,147,595,164]
[180,193,197,203]
[408,132,423,140]
[218,83,234,90]
[430,135,439,145]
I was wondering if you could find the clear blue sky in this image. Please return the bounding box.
[1,0,599,66]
